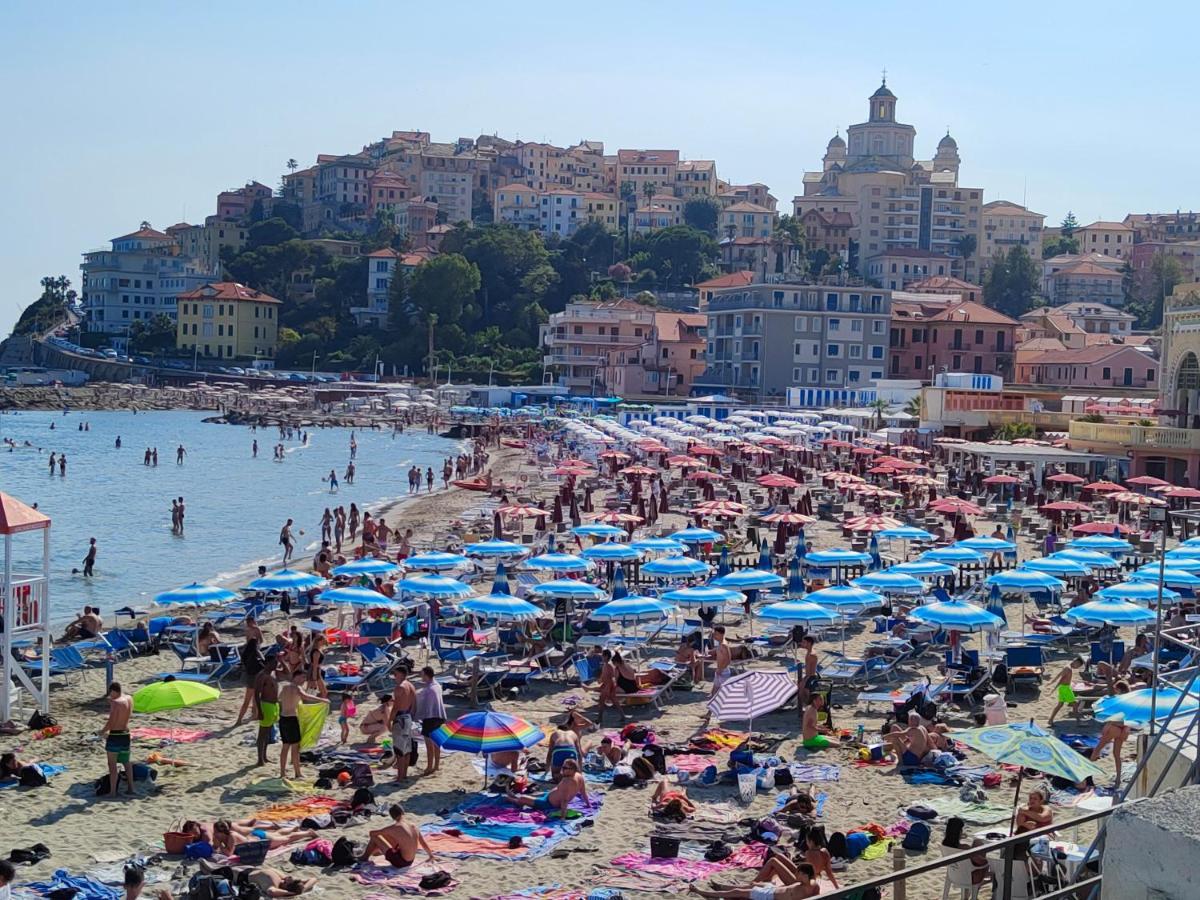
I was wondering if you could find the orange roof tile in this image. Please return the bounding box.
[114,226,170,241]
[925,301,1018,326]
[178,282,281,304]
[694,271,755,290]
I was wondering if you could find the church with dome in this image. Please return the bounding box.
[794,80,984,282]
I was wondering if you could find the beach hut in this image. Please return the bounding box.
[0,493,51,719]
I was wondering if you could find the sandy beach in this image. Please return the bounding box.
[0,440,1127,900]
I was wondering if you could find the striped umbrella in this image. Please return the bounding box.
[247,569,327,592]
[1129,567,1200,588]
[402,551,469,572]
[332,556,402,577]
[1021,557,1091,577]
[805,548,872,567]
[879,527,937,542]
[394,574,474,600]
[1152,555,1200,573]
[1067,536,1135,553]
[431,711,546,786]
[1051,549,1119,570]
[909,600,1003,633]
[958,537,1017,552]
[460,594,543,622]
[572,524,625,539]
[641,555,712,580]
[853,571,926,595]
[985,570,1066,593]
[710,569,786,591]
[661,585,745,607]
[319,586,395,607]
[757,600,839,625]
[922,546,986,566]
[526,552,592,574]
[1063,599,1157,627]
[154,582,238,606]
[589,595,676,622]
[527,579,607,601]
[891,560,957,578]
[631,537,689,554]
[707,669,797,729]
[465,539,529,558]
[1095,582,1181,604]
[498,504,550,518]
[671,527,723,544]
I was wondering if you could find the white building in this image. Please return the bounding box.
[354,247,435,328]
[980,200,1045,273]
[80,226,218,338]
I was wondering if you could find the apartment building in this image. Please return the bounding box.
[906,276,981,303]
[719,202,775,239]
[1124,211,1200,244]
[867,248,956,290]
[493,185,620,236]
[80,226,219,336]
[889,298,1017,380]
[615,149,680,200]
[215,182,273,221]
[675,160,718,198]
[355,247,435,328]
[602,311,707,398]
[719,183,777,212]
[1047,260,1125,306]
[799,209,852,257]
[694,283,891,399]
[1014,343,1157,388]
[366,172,411,217]
[167,220,248,273]
[1076,220,1134,259]
[980,201,1045,273]
[540,299,664,394]
[175,282,279,361]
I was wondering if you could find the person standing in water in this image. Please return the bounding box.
[58,454,66,476]
[349,434,357,459]
[48,452,56,475]
[115,436,121,449]
[344,461,355,485]
[252,439,258,458]
[280,518,295,564]
[82,538,97,577]
[176,497,186,535]
[328,469,338,492]
[152,448,158,466]
[176,445,186,465]
[171,500,180,535]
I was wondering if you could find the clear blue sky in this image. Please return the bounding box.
[1,1,1194,334]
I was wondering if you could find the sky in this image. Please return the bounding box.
[1,0,1195,334]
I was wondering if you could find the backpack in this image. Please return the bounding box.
[901,821,932,852]
[845,832,871,860]
[188,874,234,900]
[28,711,57,730]
[351,762,374,787]
[351,786,375,808]
[331,837,359,867]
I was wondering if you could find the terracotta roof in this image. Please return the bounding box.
[0,492,50,534]
[1053,261,1123,278]
[983,200,1044,217]
[875,248,953,260]
[1080,220,1132,231]
[1016,337,1068,354]
[1043,314,1086,336]
[654,311,706,339]
[617,149,680,166]
[723,202,772,214]
[802,209,854,227]
[368,248,401,258]
[1020,343,1153,365]
[908,276,980,293]
[694,271,755,290]
[178,282,281,304]
[114,226,170,241]
[677,160,715,171]
[1055,301,1135,320]
[925,300,1019,326]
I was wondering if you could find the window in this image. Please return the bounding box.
[975,329,984,345]
[871,371,883,380]
[829,318,840,332]
[871,346,884,360]
[1102,367,1111,380]
[873,320,885,335]
[1148,369,1155,382]
[808,368,819,382]
[973,356,982,373]
[826,369,839,382]
[849,345,862,358]
[848,370,860,383]
[794,342,804,357]
[851,319,863,333]
[794,317,805,332]
[825,293,838,311]
[914,355,923,370]
[827,344,839,357]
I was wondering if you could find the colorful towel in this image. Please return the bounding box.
[486,888,584,900]
[861,838,894,861]
[298,701,329,750]
[422,791,605,861]
[852,758,895,768]
[253,795,345,823]
[130,726,212,743]
[23,869,120,900]
[901,770,955,786]
[610,842,766,878]
[690,728,747,750]
[912,797,1013,825]
[666,754,717,774]
[354,860,459,895]
[789,763,841,782]
[239,777,322,796]
[0,763,66,789]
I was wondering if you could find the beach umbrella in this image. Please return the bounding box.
[879,527,937,542]
[154,582,238,606]
[1096,582,1180,603]
[757,600,839,625]
[589,595,676,622]
[395,573,474,600]
[717,545,731,577]
[1166,546,1200,560]
[248,569,327,592]
[757,473,801,489]
[580,541,643,563]
[929,498,983,516]
[1149,555,1200,573]
[490,563,512,595]
[758,540,773,571]
[1129,566,1200,588]
[949,721,1106,828]
[133,680,220,714]
[707,669,797,730]
[957,537,1017,552]
[891,559,957,578]
[461,594,542,622]
[465,538,529,558]
[631,537,688,554]
[672,527,723,544]
[1094,688,1200,727]
[710,569,786,591]
[593,511,645,525]
[986,582,1007,627]
[1047,473,1086,485]
[497,504,550,518]
[572,523,624,539]
[641,555,712,580]
[762,510,816,525]
[527,579,607,601]
[985,570,1066,592]
[319,586,395,607]
[805,548,872,567]
[853,571,926,595]
[662,585,745,607]
[805,584,884,610]
[1125,475,1170,488]
[332,556,402,577]
[922,546,986,566]
[526,552,592,574]
[787,556,804,596]
[431,711,545,787]
[909,600,1003,633]
[1021,557,1091,577]
[1071,521,1135,536]
[1084,481,1125,493]
[401,551,469,572]
[1052,549,1120,570]
[1067,536,1135,553]
[1063,599,1157,627]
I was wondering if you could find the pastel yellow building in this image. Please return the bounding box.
[175,282,280,361]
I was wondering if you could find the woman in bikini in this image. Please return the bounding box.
[613,652,639,695]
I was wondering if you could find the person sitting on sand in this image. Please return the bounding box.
[692,864,818,899]
[651,778,696,817]
[360,803,435,869]
[504,757,589,819]
[211,820,320,856]
[196,860,315,897]
[546,721,581,781]
[360,695,392,743]
[63,606,102,641]
[884,712,931,768]
[802,826,839,888]
[592,736,623,768]
[674,637,704,684]
[776,789,816,818]
[800,695,833,751]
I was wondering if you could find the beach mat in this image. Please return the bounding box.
[0,764,66,789]
[354,860,459,895]
[789,763,840,782]
[253,795,345,823]
[130,727,212,743]
[610,842,767,878]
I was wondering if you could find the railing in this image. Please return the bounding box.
[3,574,48,632]
[1070,420,1200,450]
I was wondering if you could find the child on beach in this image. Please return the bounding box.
[339,692,357,744]
[1048,657,1085,725]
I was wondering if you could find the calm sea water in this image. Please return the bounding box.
[0,410,462,622]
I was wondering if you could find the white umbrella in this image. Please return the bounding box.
[707,669,797,731]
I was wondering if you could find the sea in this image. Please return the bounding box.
[0,410,463,622]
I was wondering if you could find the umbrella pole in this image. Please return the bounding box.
[484,752,489,790]
[1009,768,1024,834]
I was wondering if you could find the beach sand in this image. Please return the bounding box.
[1,445,1119,900]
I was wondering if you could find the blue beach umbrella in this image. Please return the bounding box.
[1095,581,1181,603]
[401,551,468,572]
[757,600,839,625]
[527,579,607,601]
[1051,549,1119,570]
[611,566,629,600]
[853,571,926,595]
[661,585,745,607]
[590,595,676,622]
[909,600,1003,633]
[332,556,401,577]
[710,569,787,591]
[985,570,1066,593]
[805,584,885,611]
[805,548,872,567]
[986,582,1007,626]
[394,573,474,600]
[879,527,937,542]
[641,555,712,580]
[891,559,956,578]
[581,541,644,563]
[526,552,592,574]
[572,523,625,539]
[630,537,689,555]
[490,562,511,595]
[787,556,804,596]
[758,540,773,571]
[1155,554,1200,572]
[461,593,542,622]
[1129,567,1200,588]
[1020,557,1091,577]
[922,546,986,566]
[1166,546,1200,560]
[1095,688,1200,726]
[1068,536,1135,553]
[248,569,327,592]
[958,537,1017,552]
[671,527,723,544]
[717,545,732,577]
[1063,599,1157,627]
[319,586,396,607]
[465,538,529,558]
[154,582,238,606]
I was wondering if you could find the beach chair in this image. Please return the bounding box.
[326,657,398,694]
[358,621,393,644]
[22,646,88,685]
[856,679,925,713]
[156,657,236,685]
[570,654,603,685]
[108,625,151,658]
[1003,645,1045,693]
[615,664,685,710]
[441,665,507,706]
[818,655,871,685]
[357,641,391,667]
[944,650,991,707]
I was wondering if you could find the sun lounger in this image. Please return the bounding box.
[22,646,87,685]
[615,664,685,710]
[1004,645,1045,693]
[156,657,236,685]
[857,679,926,713]
[326,657,398,693]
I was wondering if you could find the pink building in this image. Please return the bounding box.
[603,312,706,397]
[889,299,1018,380]
[1015,343,1158,388]
[216,182,273,222]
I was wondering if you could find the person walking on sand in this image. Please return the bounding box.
[1048,656,1085,725]
[280,518,295,565]
[252,656,280,766]
[176,445,186,465]
[348,504,360,541]
[416,666,447,776]
[277,670,327,781]
[320,508,333,543]
[101,681,135,796]
[388,665,417,781]
[82,537,97,577]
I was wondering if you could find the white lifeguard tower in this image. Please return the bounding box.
[0,492,52,721]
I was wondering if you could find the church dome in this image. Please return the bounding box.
[870,82,896,100]
[938,132,958,150]
[827,133,845,149]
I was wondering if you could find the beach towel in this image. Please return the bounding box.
[0,763,66,789]
[901,770,955,786]
[860,838,894,861]
[23,869,120,900]
[354,860,460,895]
[610,842,766,878]
[298,702,329,750]
[484,888,584,900]
[774,791,828,817]
[130,726,212,743]
[690,728,747,751]
[852,758,894,768]
[910,797,1013,825]
[254,795,345,823]
[665,754,718,774]
[789,763,841,783]
[422,791,604,861]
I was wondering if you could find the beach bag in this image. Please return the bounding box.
[28,711,56,730]
[773,766,794,787]
[184,840,214,860]
[351,762,374,787]
[704,841,732,862]
[351,787,375,808]
[612,764,636,789]
[188,873,234,900]
[18,764,48,787]
[737,769,758,804]
[845,832,871,859]
[901,821,932,852]
[906,804,938,821]
[331,837,359,867]
[164,827,193,855]
[649,835,680,859]
[233,840,269,866]
[419,872,453,891]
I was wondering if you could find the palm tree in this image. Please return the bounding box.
[904,395,922,418]
[642,181,656,211]
[868,398,890,431]
[286,158,298,173]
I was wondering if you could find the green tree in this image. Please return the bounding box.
[14,276,77,336]
[128,314,177,353]
[904,395,922,417]
[409,254,481,326]
[632,225,719,288]
[954,233,977,270]
[1061,212,1079,237]
[867,398,889,431]
[246,217,300,250]
[440,224,550,325]
[683,197,721,236]
[983,246,1040,318]
[993,422,1036,441]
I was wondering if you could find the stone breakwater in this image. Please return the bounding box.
[0,384,218,411]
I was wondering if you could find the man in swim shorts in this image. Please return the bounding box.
[254,656,281,767]
[800,694,833,751]
[388,665,417,781]
[101,681,134,796]
[884,712,931,768]
[504,758,589,819]
[278,670,327,781]
[1048,657,1084,726]
[360,803,435,868]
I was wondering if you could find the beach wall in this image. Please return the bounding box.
[1130,724,1198,800]
[1103,785,1200,899]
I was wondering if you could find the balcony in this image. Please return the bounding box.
[544,353,604,366]
[546,332,641,346]
[1069,421,1200,452]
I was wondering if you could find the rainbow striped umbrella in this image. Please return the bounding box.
[431,711,546,786]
